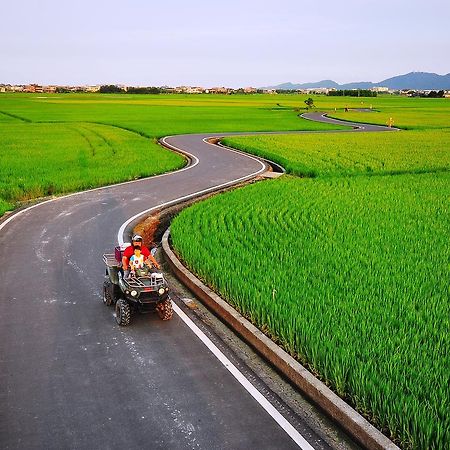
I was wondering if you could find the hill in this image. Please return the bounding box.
[265,72,450,90]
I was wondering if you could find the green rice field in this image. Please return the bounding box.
[327,97,450,130]
[0,93,344,216]
[171,174,449,449]
[222,129,450,177]
[171,97,450,449]
[2,93,446,217]
[0,122,185,208]
[2,91,449,447]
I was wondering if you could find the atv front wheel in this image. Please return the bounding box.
[156,299,173,321]
[103,281,113,306]
[115,299,131,326]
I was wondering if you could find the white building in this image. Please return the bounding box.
[371,86,389,93]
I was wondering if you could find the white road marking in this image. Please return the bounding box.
[171,302,314,450]
[160,135,200,170]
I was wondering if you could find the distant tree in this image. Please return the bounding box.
[99,85,125,93]
[126,86,161,94]
[304,97,315,109]
[425,90,444,98]
[328,90,377,97]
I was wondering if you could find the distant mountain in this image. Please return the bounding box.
[379,72,450,90]
[291,79,340,89]
[264,80,340,90]
[340,81,374,90]
[264,72,450,91]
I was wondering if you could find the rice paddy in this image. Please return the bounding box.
[171,97,450,449]
[2,91,449,447]
[222,129,450,177]
[0,93,344,216]
[0,121,185,214]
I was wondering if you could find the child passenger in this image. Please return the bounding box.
[129,247,145,275]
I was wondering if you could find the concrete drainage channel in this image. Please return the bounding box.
[161,227,399,450]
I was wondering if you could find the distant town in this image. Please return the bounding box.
[0,83,449,97]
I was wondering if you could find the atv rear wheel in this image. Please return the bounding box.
[115,299,131,326]
[103,281,113,306]
[156,299,173,321]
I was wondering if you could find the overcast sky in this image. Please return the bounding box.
[2,0,449,87]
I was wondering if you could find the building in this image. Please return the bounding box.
[85,85,100,93]
[24,84,43,93]
[208,87,230,94]
[185,86,205,94]
[43,85,57,93]
[371,86,389,93]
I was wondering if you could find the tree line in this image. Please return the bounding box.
[99,85,162,94]
[328,90,378,97]
[417,90,445,98]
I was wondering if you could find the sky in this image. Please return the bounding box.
[1,0,449,87]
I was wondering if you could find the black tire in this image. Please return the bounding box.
[115,299,131,326]
[111,284,121,304]
[156,299,173,321]
[103,280,113,306]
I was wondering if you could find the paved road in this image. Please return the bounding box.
[301,112,398,132]
[0,114,390,449]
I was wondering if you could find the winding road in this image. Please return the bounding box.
[0,113,394,449]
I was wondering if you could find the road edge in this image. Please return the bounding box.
[161,227,400,450]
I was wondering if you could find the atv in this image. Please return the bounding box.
[102,245,173,326]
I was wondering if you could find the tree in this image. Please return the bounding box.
[126,86,161,94]
[304,97,315,109]
[99,85,125,93]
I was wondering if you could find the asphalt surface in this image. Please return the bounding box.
[0,114,390,450]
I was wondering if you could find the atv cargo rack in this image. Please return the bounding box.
[103,253,119,268]
[103,253,120,284]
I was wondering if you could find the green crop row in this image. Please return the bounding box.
[222,129,450,177]
[171,173,450,449]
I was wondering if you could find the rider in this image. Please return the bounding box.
[122,234,160,277]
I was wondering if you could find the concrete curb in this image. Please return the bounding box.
[162,227,400,450]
